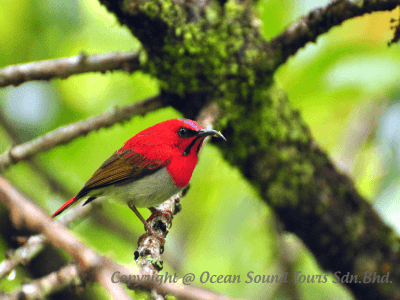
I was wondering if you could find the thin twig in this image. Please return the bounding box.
[0,264,82,300]
[0,51,141,87]
[0,95,169,170]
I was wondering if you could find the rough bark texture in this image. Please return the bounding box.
[96,0,400,299]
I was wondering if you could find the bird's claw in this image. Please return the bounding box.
[146,207,173,226]
[138,230,165,248]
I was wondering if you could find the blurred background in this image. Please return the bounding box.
[0,0,399,299]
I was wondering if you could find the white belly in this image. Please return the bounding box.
[87,167,183,207]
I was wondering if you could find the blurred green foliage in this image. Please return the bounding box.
[0,0,399,299]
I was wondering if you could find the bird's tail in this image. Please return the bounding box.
[51,196,77,218]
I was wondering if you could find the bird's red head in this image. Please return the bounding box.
[160,119,208,157]
[119,118,225,187]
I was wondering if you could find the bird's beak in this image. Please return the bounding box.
[197,129,227,141]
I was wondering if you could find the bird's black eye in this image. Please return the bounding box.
[178,127,188,138]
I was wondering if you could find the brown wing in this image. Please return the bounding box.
[75,150,166,200]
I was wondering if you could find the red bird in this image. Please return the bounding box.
[52,118,226,233]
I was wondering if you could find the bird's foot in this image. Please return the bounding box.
[146,207,173,227]
[138,230,165,249]
[128,202,166,249]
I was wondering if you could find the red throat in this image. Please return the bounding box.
[166,154,198,187]
[166,137,205,187]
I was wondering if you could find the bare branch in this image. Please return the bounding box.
[0,95,169,170]
[267,0,400,70]
[0,51,141,87]
[1,264,82,300]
